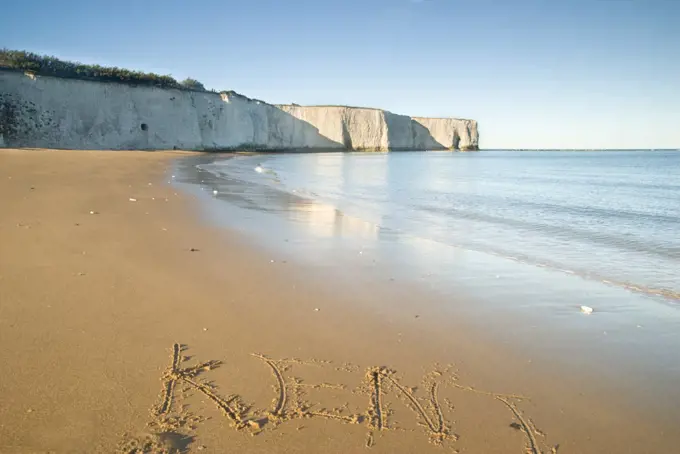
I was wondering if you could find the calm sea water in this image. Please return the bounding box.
[211,150,680,301]
[176,150,680,389]
[175,150,680,406]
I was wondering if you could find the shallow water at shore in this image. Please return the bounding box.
[227,151,680,298]
[174,150,680,413]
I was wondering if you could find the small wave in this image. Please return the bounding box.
[431,238,680,303]
[418,204,680,261]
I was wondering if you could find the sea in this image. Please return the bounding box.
[175,150,680,394]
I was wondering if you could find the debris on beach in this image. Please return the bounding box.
[129,198,137,202]
[213,190,218,195]
[190,248,200,252]
[314,308,320,312]
[89,210,99,215]
[580,305,594,315]
[255,165,264,173]
[247,420,263,430]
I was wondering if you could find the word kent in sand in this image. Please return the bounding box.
[121,344,559,454]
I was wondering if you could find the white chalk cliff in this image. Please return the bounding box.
[0,70,478,151]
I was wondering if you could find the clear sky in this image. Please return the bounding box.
[2,0,679,149]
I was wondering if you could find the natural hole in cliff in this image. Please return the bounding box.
[140,123,148,131]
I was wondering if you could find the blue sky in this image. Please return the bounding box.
[2,0,679,149]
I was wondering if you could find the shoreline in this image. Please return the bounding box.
[0,148,677,453]
[175,151,680,431]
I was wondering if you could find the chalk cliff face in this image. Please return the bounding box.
[412,117,478,151]
[0,70,478,151]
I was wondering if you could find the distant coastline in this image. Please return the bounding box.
[484,148,680,152]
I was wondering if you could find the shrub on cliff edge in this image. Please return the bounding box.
[180,78,206,91]
[0,49,206,91]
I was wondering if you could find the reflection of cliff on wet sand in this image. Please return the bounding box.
[285,199,379,240]
[173,153,380,240]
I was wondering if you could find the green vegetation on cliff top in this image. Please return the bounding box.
[0,49,206,91]
[0,49,396,111]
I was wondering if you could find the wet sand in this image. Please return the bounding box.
[0,148,677,453]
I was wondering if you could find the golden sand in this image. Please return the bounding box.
[0,149,676,453]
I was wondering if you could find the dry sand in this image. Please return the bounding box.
[0,149,677,453]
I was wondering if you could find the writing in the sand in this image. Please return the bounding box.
[123,344,558,453]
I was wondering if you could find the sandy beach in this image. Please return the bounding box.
[0,149,677,454]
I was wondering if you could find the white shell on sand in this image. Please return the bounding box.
[580,305,594,315]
